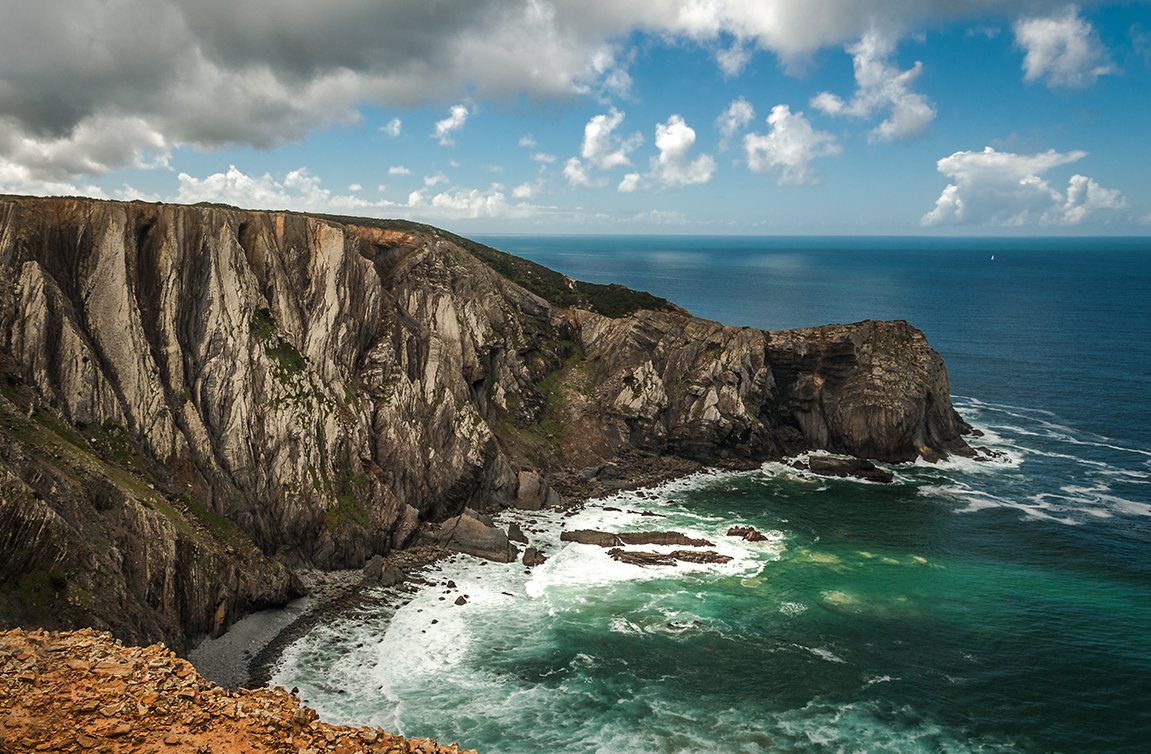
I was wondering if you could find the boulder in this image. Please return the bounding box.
[361,555,386,581]
[523,547,547,567]
[727,526,768,542]
[432,512,518,563]
[507,522,529,544]
[513,471,560,511]
[392,504,421,550]
[380,565,405,587]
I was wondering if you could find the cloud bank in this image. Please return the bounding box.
[921,146,1127,225]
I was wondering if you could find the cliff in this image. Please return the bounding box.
[0,196,972,650]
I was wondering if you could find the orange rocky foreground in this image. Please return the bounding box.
[0,629,475,754]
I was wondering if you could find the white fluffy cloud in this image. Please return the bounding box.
[717,97,756,149]
[744,105,842,186]
[1014,5,1116,88]
[921,146,1127,225]
[618,172,646,193]
[716,43,753,77]
[809,31,936,141]
[433,105,470,146]
[581,108,643,170]
[407,183,538,220]
[513,173,548,198]
[563,157,604,188]
[174,166,385,213]
[650,115,716,188]
[382,118,403,137]
[170,164,540,221]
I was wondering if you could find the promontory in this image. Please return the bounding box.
[0,195,973,651]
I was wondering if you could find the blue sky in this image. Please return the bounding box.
[1,1,1148,235]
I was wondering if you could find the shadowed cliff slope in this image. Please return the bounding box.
[0,196,972,649]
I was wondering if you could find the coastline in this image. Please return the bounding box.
[190,452,711,691]
[188,546,452,690]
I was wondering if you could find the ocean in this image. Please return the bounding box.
[271,236,1151,753]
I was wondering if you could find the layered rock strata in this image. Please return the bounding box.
[0,196,972,649]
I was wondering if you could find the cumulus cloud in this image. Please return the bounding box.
[921,146,1128,226]
[433,104,470,145]
[717,97,756,149]
[809,30,936,141]
[1014,5,1116,88]
[563,157,604,189]
[173,166,387,213]
[407,183,538,220]
[716,42,753,77]
[650,115,716,188]
[618,172,646,193]
[744,105,841,186]
[513,175,548,199]
[581,108,643,170]
[389,165,412,175]
[0,0,1119,186]
[382,118,402,137]
[169,164,540,221]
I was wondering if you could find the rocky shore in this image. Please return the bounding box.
[0,627,477,754]
[1,196,974,658]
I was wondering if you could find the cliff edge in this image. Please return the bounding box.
[0,196,972,650]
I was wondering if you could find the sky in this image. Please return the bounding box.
[1,0,1149,235]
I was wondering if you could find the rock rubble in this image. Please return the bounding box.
[0,628,476,754]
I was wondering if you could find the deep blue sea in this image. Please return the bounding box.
[273,236,1151,753]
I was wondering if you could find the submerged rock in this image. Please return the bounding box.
[507,521,529,544]
[727,526,769,542]
[523,547,547,567]
[607,548,733,567]
[561,530,715,548]
[808,456,895,484]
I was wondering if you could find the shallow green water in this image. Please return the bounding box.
[274,407,1151,752]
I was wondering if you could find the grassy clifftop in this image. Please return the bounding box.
[299,211,682,319]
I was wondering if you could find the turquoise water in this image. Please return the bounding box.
[273,237,1151,753]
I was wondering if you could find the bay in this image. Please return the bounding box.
[272,236,1151,753]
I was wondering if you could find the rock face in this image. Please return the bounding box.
[0,196,972,649]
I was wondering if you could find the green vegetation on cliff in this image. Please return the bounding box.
[300,212,680,319]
